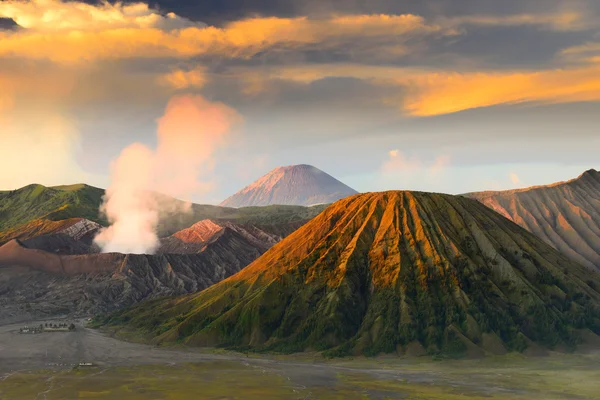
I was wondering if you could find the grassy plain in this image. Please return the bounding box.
[1,353,599,399]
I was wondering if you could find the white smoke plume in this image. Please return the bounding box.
[94,95,240,254]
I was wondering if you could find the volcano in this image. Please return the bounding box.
[103,191,600,357]
[0,184,325,324]
[219,164,358,207]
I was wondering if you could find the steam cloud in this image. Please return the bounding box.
[94,95,239,254]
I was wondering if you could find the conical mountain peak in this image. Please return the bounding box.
[220,164,358,207]
[104,190,600,357]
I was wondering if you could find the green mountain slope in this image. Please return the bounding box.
[0,184,327,244]
[0,184,106,231]
[100,191,600,357]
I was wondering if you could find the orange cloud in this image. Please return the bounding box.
[260,63,600,116]
[159,67,207,90]
[0,1,445,63]
[401,66,600,116]
[2,0,599,119]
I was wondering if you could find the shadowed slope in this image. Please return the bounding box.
[159,220,280,254]
[102,191,600,357]
[465,169,600,270]
[0,218,299,321]
[0,218,101,250]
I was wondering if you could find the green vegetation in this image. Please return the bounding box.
[0,362,294,399]
[1,354,599,399]
[162,203,327,237]
[100,191,600,357]
[0,183,327,242]
[0,184,106,231]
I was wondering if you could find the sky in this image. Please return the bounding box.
[1,0,599,204]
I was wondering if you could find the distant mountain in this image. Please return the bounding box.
[465,169,600,270]
[102,191,600,357]
[220,164,358,207]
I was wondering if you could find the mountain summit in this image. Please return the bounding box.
[220,164,358,207]
[465,168,600,270]
[104,191,600,357]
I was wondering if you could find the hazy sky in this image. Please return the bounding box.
[1,0,599,203]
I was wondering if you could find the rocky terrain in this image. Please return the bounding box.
[103,191,600,357]
[220,164,358,207]
[465,169,600,270]
[0,221,273,323]
[0,184,326,324]
[158,219,280,254]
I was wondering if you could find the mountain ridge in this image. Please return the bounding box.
[465,169,600,270]
[101,191,600,357]
[0,183,328,245]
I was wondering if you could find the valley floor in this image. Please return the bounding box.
[0,321,598,399]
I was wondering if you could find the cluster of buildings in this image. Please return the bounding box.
[18,325,43,334]
[18,322,76,334]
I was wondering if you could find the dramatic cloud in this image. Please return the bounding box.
[400,66,600,116]
[0,1,448,63]
[262,63,600,116]
[94,95,240,254]
[1,0,599,199]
